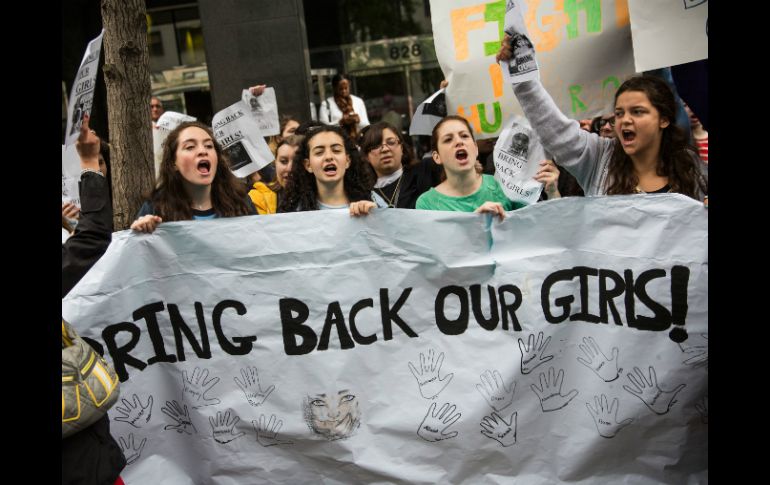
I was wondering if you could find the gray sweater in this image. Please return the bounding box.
[512,80,706,200]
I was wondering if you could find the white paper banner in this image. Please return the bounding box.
[493,115,544,205]
[63,195,707,484]
[211,102,274,178]
[64,30,104,147]
[241,87,280,136]
[628,0,708,72]
[409,88,447,136]
[429,0,635,139]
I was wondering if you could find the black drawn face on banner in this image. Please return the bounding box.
[249,96,261,113]
[510,132,529,158]
[304,389,361,440]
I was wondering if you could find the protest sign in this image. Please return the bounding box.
[628,0,708,72]
[211,102,274,178]
[64,30,103,147]
[242,87,280,136]
[429,0,635,138]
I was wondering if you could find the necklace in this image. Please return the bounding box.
[375,175,403,208]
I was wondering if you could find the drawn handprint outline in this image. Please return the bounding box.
[183,367,221,409]
[586,394,633,438]
[576,336,620,382]
[234,367,275,407]
[417,402,461,442]
[253,414,293,447]
[518,331,554,374]
[161,400,197,435]
[114,394,153,428]
[476,369,515,412]
[480,411,517,447]
[623,366,686,415]
[530,367,579,412]
[679,333,708,369]
[209,409,245,444]
[118,433,147,465]
[408,349,454,399]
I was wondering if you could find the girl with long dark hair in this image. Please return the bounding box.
[497,35,707,200]
[131,121,256,232]
[278,125,383,216]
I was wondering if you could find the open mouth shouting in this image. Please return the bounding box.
[197,159,212,175]
[322,163,340,177]
[620,129,636,147]
[454,148,470,164]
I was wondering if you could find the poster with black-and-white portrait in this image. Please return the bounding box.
[493,115,545,206]
[242,88,280,136]
[212,101,274,178]
[500,1,539,84]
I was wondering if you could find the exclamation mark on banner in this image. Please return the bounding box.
[668,266,690,343]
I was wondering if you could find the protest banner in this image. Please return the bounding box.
[63,195,708,484]
[429,0,635,138]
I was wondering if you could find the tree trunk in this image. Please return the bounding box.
[101,0,154,230]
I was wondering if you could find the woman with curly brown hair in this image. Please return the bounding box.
[497,35,707,200]
[278,125,385,216]
[131,121,256,233]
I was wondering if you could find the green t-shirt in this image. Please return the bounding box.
[415,174,518,212]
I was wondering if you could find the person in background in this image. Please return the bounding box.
[360,122,441,209]
[685,103,708,164]
[62,113,127,485]
[62,141,111,241]
[150,96,164,126]
[249,135,303,214]
[131,121,256,233]
[590,114,617,139]
[319,73,370,142]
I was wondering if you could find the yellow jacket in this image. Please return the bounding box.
[248,182,278,215]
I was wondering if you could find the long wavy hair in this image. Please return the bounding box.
[147,121,252,221]
[606,76,707,199]
[360,121,417,178]
[278,125,373,212]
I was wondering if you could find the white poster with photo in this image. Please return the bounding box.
[500,0,539,84]
[409,88,447,136]
[493,115,544,206]
[628,0,708,72]
[62,144,82,206]
[429,0,635,139]
[64,30,104,147]
[241,88,280,136]
[63,195,707,484]
[211,102,274,178]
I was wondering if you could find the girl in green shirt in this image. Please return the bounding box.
[416,116,515,220]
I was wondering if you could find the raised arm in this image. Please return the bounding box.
[62,115,113,297]
[498,35,614,195]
